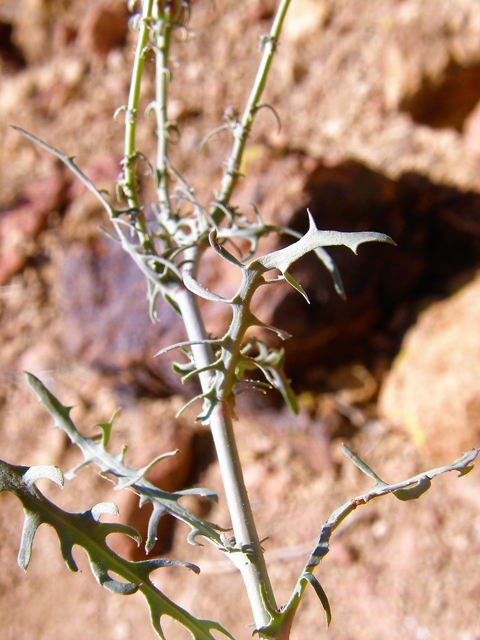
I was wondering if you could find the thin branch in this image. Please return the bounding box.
[211,0,292,225]
[154,3,175,226]
[122,0,156,253]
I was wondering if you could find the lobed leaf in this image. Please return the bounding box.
[256,447,479,639]
[0,459,234,640]
[252,210,394,273]
[26,373,225,553]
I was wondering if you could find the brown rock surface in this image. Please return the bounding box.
[379,275,480,461]
[78,1,129,62]
[0,171,69,285]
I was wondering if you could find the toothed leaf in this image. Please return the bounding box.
[0,459,234,640]
[95,410,121,448]
[209,229,244,268]
[146,505,167,554]
[260,448,479,639]
[313,246,346,298]
[91,501,119,520]
[175,487,218,501]
[251,210,394,278]
[115,450,180,490]
[26,374,225,553]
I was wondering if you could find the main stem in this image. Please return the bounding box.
[174,285,276,630]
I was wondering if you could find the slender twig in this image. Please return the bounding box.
[211,0,292,225]
[154,2,175,228]
[122,0,155,252]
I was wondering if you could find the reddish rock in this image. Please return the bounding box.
[78,2,129,61]
[60,238,194,397]
[378,276,480,462]
[464,99,480,160]
[0,171,69,285]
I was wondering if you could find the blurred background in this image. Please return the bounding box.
[0,1,479,638]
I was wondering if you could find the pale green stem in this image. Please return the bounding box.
[174,283,277,631]
[123,0,154,249]
[212,0,292,225]
[154,4,175,228]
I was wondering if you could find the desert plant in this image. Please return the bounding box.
[1,1,478,639]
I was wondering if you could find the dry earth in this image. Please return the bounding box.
[1,1,480,639]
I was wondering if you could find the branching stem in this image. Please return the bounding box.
[10,2,478,639]
[167,0,294,628]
